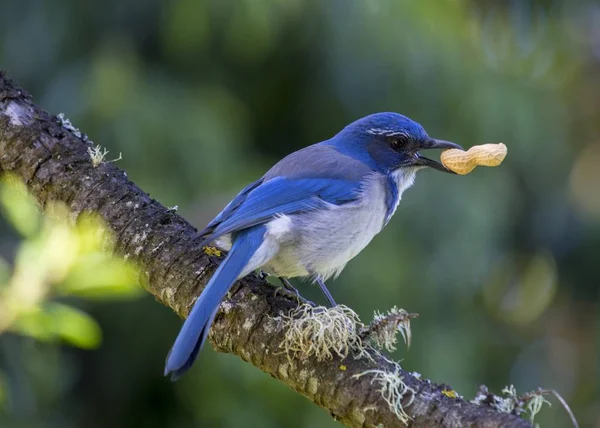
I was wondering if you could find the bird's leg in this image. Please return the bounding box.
[316,278,337,307]
[274,277,300,304]
[279,277,296,292]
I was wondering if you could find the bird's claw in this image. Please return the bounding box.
[274,284,301,305]
[274,277,301,305]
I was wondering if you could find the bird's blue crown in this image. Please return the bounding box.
[340,112,429,141]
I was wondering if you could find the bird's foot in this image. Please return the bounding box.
[274,277,301,305]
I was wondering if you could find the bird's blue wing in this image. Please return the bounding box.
[203,179,263,232]
[198,143,373,244]
[198,176,361,245]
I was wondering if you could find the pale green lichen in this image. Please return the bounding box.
[527,393,551,425]
[277,304,367,362]
[57,112,85,140]
[498,385,553,424]
[497,384,520,414]
[361,306,417,352]
[277,303,418,363]
[354,363,415,425]
[87,144,122,167]
[471,384,577,428]
[278,363,288,379]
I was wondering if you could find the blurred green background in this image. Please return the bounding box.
[1,0,599,426]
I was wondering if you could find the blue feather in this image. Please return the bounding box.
[204,179,263,232]
[165,225,267,380]
[383,174,399,226]
[199,176,361,245]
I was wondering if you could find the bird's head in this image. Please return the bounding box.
[334,112,463,173]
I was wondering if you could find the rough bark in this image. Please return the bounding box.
[0,71,532,428]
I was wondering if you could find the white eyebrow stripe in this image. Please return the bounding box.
[365,128,409,137]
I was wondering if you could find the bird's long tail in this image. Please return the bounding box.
[164,226,266,380]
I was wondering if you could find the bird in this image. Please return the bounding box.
[164,112,462,380]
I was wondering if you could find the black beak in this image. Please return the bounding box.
[414,138,464,173]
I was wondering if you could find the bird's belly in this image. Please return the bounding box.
[266,201,387,280]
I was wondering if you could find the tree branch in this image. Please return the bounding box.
[0,71,532,428]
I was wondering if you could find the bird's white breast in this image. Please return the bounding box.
[385,167,417,224]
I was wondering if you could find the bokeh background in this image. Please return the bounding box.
[1,0,599,427]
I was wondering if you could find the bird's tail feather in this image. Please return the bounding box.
[164,225,266,380]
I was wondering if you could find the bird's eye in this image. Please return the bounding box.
[390,134,410,150]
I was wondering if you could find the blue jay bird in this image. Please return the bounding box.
[165,112,462,380]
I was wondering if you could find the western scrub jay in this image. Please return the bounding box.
[165,112,462,380]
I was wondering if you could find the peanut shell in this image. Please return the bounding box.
[440,143,507,175]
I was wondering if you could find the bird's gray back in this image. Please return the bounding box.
[263,143,372,182]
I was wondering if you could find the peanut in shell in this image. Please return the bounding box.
[440,143,507,175]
